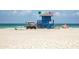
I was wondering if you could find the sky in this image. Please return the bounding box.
[0,10,79,24]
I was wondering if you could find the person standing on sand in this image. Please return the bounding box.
[62,24,69,29]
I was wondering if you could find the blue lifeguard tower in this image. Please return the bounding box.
[37,11,54,29]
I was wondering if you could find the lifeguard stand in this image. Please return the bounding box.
[37,11,54,29]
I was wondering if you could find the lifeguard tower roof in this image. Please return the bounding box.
[40,11,53,16]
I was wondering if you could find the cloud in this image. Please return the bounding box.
[54,12,62,16]
[54,11,70,17]
[10,10,32,15]
[19,10,32,15]
[74,12,79,16]
[12,10,17,14]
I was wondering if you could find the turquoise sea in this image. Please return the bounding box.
[0,24,79,29]
[55,24,79,28]
[0,24,26,29]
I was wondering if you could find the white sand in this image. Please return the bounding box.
[0,28,79,49]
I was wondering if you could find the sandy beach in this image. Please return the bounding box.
[0,28,79,49]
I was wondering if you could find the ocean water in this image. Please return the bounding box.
[0,24,26,29]
[54,24,79,28]
[0,24,79,29]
